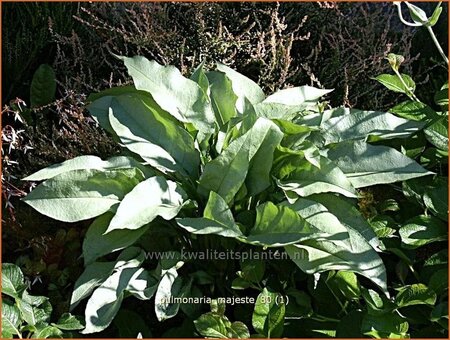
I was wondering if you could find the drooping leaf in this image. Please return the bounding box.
[83,213,150,265]
[22,168,143,222]
[23,155,154,181]
[106,176,186,233]
[399,215,447,248]
[108,94,200,176]
[154,267,184,322]
[395,284,437,308]
[82,266,142,334]
[245,202,315,247]
[176,191,243,237]
[252,288,285,338]
[326,140,433,188]
[320,109,424,145]
[70,261,116,310]
[2,263,26,298]
[119,55,215,133]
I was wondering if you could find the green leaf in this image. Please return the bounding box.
[190,61,210,93]
[252,288,285,338]
[106,176,186,233]
[326,140,433,188]
[176,191,243,238]
[254,102,306,120]
[390,100,436,121]
[30,64,56,108]
[283,197,348,237]
[83,213,149,265]
[70,261,116,310]
[33,325,63,339]
[194,312,230,339]
[423,177,448,221]
[362,313,409,338]
[228,321,250,338]
[428,3,443,27]
[239,258,265,284]
[108,94,200,177]
[82,266,142,334]
[320,109,424,145]
[405,2,428,24]
[263,86,332,106]
[70,247,144,311]
[326,271,361,300]
[22,168,143,222]
[207,71,238,127]
[285,227,387,293]
[2,263,26,298]
[199,117,281,203]
[434,82,448,108]
[216,63,265,112]
[309,193,380,249]
[245,202,315,247]
[374,74,416,94]
[276,156,357,198]
[154,268,184,322]
[399,215,447,248]
[119,55,215,133]
[395,284,437,308]
[1,300,21,338]
[16,298,51,326]
[424,117,448,151]
[23,155,154,181]
[87,85,146,102]
[52,313,84,331]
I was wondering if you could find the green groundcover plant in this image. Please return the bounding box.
[13,51,447,338]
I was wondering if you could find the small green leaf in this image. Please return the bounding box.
[2,263,26,298]
[52,313,84,331]
[395,283,437,308]
[194,312,230,339]
[428,3,443,26]
[327,271,361,300]
[399,215,447,248]
[404,2,428,24]
[390,101,436,121]
[375,73,416,94]
[252,288,285,338]
[207,71,238,127]
[33,325,63,339]
[434,82,448,108]
[362,313,409,338]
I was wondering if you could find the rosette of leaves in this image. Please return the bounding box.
[22,55,434,335]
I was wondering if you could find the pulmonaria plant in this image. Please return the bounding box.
[22,56,432,336]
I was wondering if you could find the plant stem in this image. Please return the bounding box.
[393,68,421,102]
[426,25,449,65]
